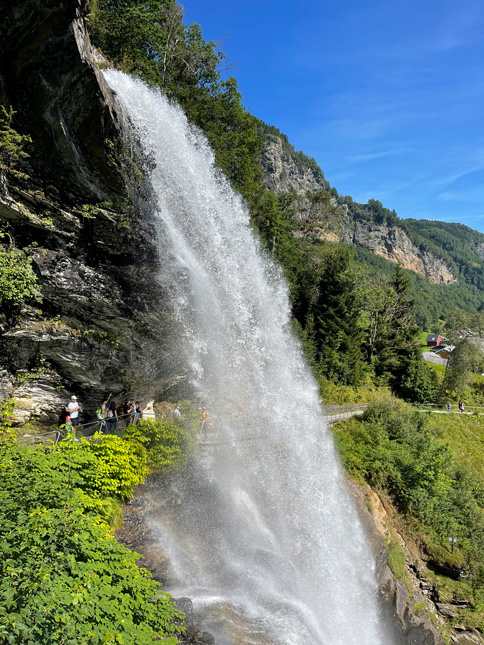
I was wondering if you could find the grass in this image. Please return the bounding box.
[428,413,484,475]
[387,539,406,579]
[412,601,426,615]
[319,375,393,405]
[427,361,446,379]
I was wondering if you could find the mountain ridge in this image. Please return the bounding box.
[258,125,484,289]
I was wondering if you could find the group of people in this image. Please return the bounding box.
[99,394,143,432]
[65,393,143,434]
[65,395,210,437]
[446,400,466,413]
[172,404,209,436]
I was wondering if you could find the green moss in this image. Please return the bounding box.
[388,540,406,579]
[427,610,438,626]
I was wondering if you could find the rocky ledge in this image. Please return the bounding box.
[350,481,483,645]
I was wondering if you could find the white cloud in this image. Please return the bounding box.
[347,147,412,163]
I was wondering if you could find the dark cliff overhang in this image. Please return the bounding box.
[0,0,125,203]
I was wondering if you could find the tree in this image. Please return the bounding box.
[442,339,484,397]
[89,0,223,93]
[442,310,484,397]
[364,266,427,398]
[306,244,367,386]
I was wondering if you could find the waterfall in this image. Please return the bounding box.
[104,70,396,645]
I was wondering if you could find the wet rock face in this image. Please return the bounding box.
[0,0,122,201]
[0,0,185,422]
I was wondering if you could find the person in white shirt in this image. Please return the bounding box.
[67,395,81,427]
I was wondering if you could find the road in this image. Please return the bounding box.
[422,351,448,367]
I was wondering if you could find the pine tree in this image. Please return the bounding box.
[307,244,366,386]
[368,265,435,399]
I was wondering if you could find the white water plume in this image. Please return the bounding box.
[104,69,397,645]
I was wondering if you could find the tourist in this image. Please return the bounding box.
[64,415,74,436]
[122,398,134,425]
[173,405,182,421]
[134,401,143,424]
[67,395,81,428]
[447,401,451,413]
[101,393,112,416]
[458,400,465,414]
[106,401,118,433]
[199,407,208,435]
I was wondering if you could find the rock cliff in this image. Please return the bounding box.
[345,220,456,285]
[0,0,183,426]
[351,481,484,645]
[260,134,457,285]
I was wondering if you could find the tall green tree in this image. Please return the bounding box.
[306,244,367,386]
[89,0,223,91]
[442,309,484,398]
[364,266,436,399]
[370,266,420,377]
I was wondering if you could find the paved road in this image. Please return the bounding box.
[422,351,448,366]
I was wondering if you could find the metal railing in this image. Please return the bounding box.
[324,409,366,425]
[14,399,484,447]
[74,412,136,437]
[15,412,141,446]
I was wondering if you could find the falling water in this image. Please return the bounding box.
[104,70,396,645]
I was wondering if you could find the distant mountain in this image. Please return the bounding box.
[257,122,484,328]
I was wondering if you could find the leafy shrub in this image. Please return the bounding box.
[399,360,439,403]
[0,105,31,174]
[0,247,38,311]
[0,398,16,442]
[0,439,183,643]
[0,497,183,644]
[125,417,196,472]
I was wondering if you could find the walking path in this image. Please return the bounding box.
[324,408,365,424]
[16,402,484,447]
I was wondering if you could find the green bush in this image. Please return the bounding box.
[125,417,196,472]
[0,247,38,311]
[0,438,184,643]
[0,105,31,173]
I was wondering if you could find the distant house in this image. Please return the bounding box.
[426,334,442,347]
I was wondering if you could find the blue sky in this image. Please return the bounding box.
[183,0,484,232]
